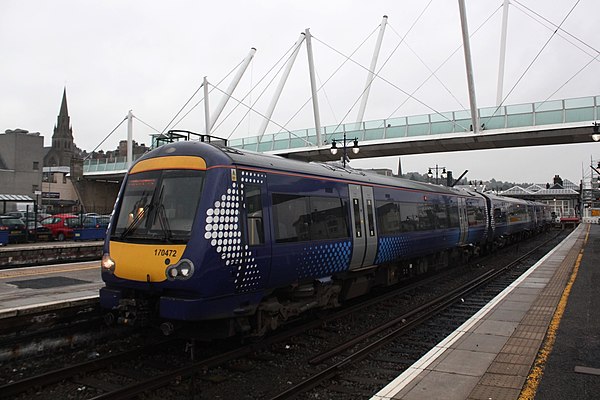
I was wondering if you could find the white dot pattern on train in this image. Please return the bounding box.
[202,170,265,293]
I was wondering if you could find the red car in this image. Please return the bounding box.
[40,214,80,241]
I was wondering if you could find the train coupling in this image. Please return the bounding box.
[116,297,151,327]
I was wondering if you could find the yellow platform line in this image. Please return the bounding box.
[519,224,590,400]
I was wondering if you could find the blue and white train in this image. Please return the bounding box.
[99,139,551,337]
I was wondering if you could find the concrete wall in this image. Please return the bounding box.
[0,130,44,207]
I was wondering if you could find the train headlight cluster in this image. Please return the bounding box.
[101,253,116,273]
[166,260,195,281]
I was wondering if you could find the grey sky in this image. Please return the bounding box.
[1,0,599,184]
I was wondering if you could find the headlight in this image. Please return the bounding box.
[166,260,194,281]
[101,253,116,273]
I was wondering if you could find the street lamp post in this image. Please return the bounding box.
[427,164,447,185]
[330,132,359,168]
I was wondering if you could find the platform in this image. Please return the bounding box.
[0,260,102,319]
[372,223,593,400]
[0,241,102,268]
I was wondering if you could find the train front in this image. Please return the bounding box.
[99,141,242,334]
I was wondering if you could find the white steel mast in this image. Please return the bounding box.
[356,15,388,126]
[305,28,322,146]
[203,76,210,135]
[210,48,257,131]
[258,34,306,138]
[496,0,510,106]
[458,0,480,134]
[126,110,133,170]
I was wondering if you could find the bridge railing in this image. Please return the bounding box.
[227,95,599,152]
[83,95,598,174]
[83,154,143,173]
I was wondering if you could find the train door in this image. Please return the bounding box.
[348,184,378,269]
[457,197,468,245]
[240,171,271,287]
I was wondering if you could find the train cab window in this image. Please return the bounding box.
[113,169,204,243]
[245,184,264,245]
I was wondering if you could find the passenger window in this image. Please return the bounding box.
[376,201,400,235]
[273,194,310,243]
[309,197,348,240]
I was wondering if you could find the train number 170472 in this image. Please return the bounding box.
[154,248,177,257]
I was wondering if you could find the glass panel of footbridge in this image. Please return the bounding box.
[565,96,595,123]
[534,100,563,125]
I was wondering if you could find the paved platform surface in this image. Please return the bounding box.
[0,260,101,318]
[372,224,590,400]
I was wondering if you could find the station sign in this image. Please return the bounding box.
[42,192,60,199]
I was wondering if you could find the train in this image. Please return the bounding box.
[99,137,552,337]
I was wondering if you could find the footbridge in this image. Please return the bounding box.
[83,94,600,179]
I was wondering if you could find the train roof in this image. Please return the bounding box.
[139,141,483,198]
[221,145,476,196]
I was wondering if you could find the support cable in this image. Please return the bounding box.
[211,42,300,138]
[480,0,582,127]
[322,3,435,140]
[208,83,314,146]
[313,36,471,133]
[132,115,162,134]
[166,59,245,132]
[512,0,599,57]
[389,24,466,110]
[381,4,502,130]
[84,117,127,160]
[272,25,381,140]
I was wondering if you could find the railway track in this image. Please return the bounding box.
[0,230,564,399]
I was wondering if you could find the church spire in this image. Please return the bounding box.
[54,87,72,140]
[59,87,68,118]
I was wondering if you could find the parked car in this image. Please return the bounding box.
[40,214,79,241]
[6,211,52,222]
[79,215,111,229]
[26,221,52,241]
[0,216,28,243]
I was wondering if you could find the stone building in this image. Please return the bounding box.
[0,129,45,207]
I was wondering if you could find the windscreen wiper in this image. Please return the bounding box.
[120,203,152,239]
[155,204,173,242]
[152,185,173,242]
